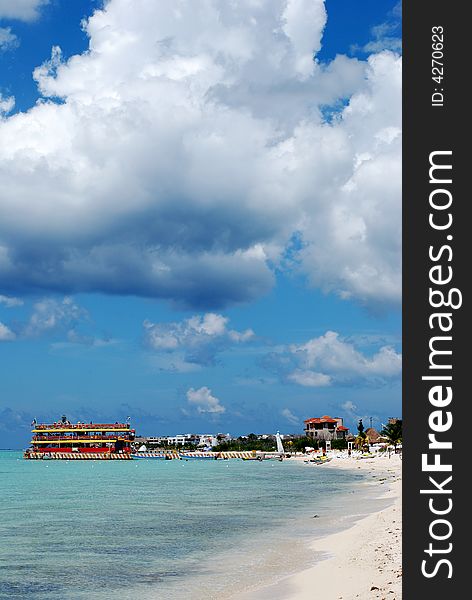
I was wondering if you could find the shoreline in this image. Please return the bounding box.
[236,454,402,600]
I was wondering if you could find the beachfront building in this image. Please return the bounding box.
[197,434,218,448]
[167,434,198,446]
[304,416,349,441]
[141,434,200,446]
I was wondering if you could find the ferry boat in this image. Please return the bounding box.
[24,417,135,460]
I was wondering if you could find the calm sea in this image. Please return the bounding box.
[0,451,385,599]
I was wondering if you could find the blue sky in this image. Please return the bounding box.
[0,0,401,447]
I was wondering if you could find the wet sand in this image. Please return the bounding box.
[237,453,402,600]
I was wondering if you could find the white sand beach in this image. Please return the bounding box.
[238,454,402,600]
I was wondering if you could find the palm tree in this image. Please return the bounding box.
[380,420,402,451]
[355,419,367,451]
[354,434,368,451]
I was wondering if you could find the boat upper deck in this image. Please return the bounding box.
[32,423,134,433]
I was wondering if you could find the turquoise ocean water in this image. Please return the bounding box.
[0,451,385,599]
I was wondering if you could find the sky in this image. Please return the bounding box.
[0,0,402,448]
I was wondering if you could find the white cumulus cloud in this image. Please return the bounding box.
[264,330,401,387]
[144,312,254,368]
[287,370,331,387]
[0,321,15,341]
[0,27,18,51]
[0,0,401,310]
[186,386,225,414]
[0,0,49,22]
[23,297,86,337]
[290,331,402,377]
[0,294,23,307]
[0,93,14,115]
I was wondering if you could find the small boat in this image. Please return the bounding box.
[132,452,172,460]
[309,455,332,464]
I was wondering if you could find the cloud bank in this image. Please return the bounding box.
[0,0,401,310]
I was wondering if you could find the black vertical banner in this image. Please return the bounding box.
[404,1,468,598]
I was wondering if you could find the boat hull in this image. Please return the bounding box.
[24,451,132,460]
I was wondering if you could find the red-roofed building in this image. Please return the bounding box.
[304,416,349,440]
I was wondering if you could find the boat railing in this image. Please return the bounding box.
[34,423,131,430]
[32,434,132,441]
